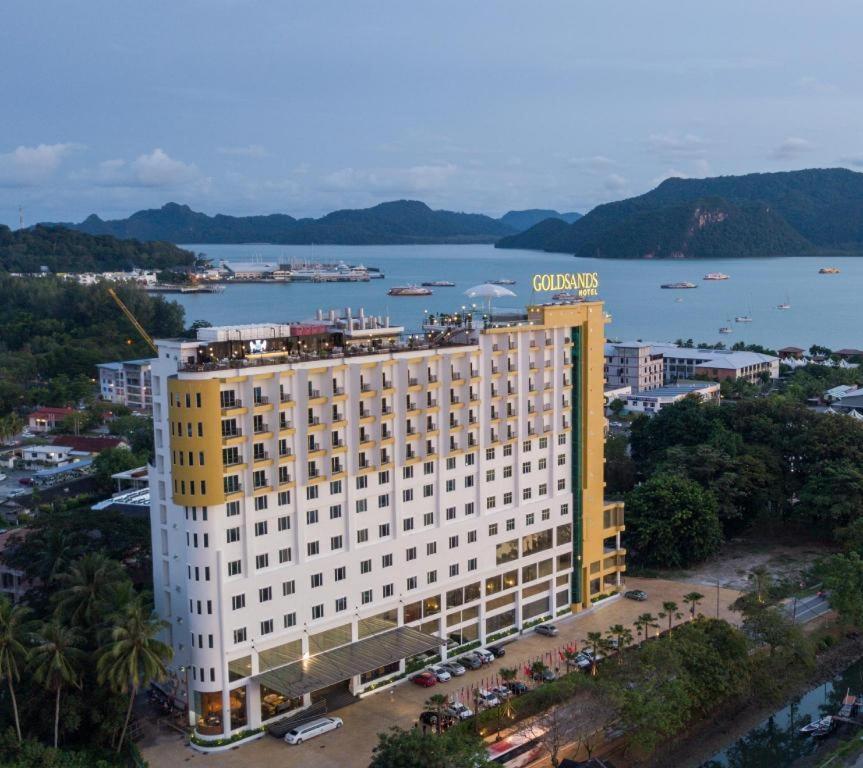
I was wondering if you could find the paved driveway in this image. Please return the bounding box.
[138,577,742,768]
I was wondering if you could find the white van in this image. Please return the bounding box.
[284,716,343,744]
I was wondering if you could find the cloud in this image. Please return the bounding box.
[0,143,80,187]
[797,76,839,94]
[321,163,458,194]
[693,159,711,177]
[603,173,628,193]
[839,156,863,169]
[646,133,709,159]
[86,148,201,187]
[651,168,689,187]
[569,155,616,173]
[770,137,814,160]
[217,144,268,158]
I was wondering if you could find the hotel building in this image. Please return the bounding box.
[148,300,625,741]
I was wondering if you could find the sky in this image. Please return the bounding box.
[2,0,863,227]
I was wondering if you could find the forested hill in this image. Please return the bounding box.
[51,200,518,245]
[496,168,863,258]
[0,224,195,273]
[498,209,582,231]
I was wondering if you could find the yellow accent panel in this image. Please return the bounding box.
[168,377,226,506]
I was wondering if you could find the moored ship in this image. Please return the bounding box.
[819,267,840,274]
[387,285,432,296]
[661,282,697,289]
[703,272,730,280]
[420,280,455,287]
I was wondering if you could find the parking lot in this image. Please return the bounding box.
[138,577,742,768]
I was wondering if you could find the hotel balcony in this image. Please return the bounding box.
[220,400,243,412]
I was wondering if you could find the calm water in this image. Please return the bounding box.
[172,244,863,348]
[701,656,863,767]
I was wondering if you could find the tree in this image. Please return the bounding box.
[92,448,149,493]
[30,621,84,748]
[607,624,633,663]
[0,597,34,743]
[659,601,682,633]
[624,474,722,568]
[425,693,448,735]
[530,659,548,681]
[529,680,581,768]
[748,566,771,604]
[561,647,580,674]
[819,552,863,626]
[96,599,172,754]
[53,553,127,628]
[584,632,603,676]
[638,613,659,640]
[369,726,491,768]
[683,591,705,619]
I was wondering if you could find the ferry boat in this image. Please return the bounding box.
[490,279,516,285]
[703,272,730,280]
[661,282,697,289]
[819,267,840,274]
[387,285,432,296]
[719,326,733,334]
[420,281,455,287]
[735,315,753,323]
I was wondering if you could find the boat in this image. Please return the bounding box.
[661,282,697,289]
[799,716,835,737]
[719,326,733,334]
[289,260,371,282]
[819,267,840,274]
[735,315,753,323]
[552,291,584,302]
[387,285,433,296]
[703,272,730,280]
[490,279,516,285]
[420,281,455,287]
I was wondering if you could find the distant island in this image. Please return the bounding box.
[0,224,195,273]
[47,201,583,246]
[496,168,863,258]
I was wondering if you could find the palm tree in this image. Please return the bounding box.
[659,601,682,633]
[683,591,706,619]
[749,567,771,603]
[606,624,632,664]
[0,597,34,743]
[97,599,172,754]
[425,692,448,734]
[30,621,84,748]
[499,666,518,687]
[633,615,646,644]
[530,659,548,682]
[54,553,126,628]
[584,631,603,676]
[561,647,579,674]
[638,613,659,640]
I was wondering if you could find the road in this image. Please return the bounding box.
[785,593,832,624]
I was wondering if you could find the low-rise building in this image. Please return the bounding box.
[623,381,720,415]
[603,343,664,392]
[28,407,74,433]
[96,359,154,411]
[778,346,806,360]
[21,444,74,467]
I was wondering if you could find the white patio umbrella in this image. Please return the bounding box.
[464,282,517,313]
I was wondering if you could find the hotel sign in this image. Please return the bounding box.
[531,271,599,296]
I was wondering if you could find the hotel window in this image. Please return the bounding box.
[311,605,324,620]
[557,454,566,466]
[522,488,532,500]
[335,597,347,613]
[307,541,319,557]
[489,523,498,536]
[334,566,346,581]
[403,489,414,502]
[503,465,513,478]
[226,527,240,544]
[256,554,269,569]
[356,476,368,490]
[306,485,318,500]
[330,504,342,519]
[522,462,531,474]
[446,479,456,492]
[539,483,548,496]
[254,521,267,536]
[403,466,414,479]
[541,508,551,521]
[522,440,532,452]
[503,492,513,505]
[383,584,394,598]
[486,469,496,482]
[357,528,369,543]
[356,498,368,513]
[446,457,456,470]
[446,507,457,521]
[231,594,245,611]
[311,573,323,588]
[465,502,475,515]
[468,557,477,571]
[259,586,272,602]
[557,479,566,490]
[449,535,459,549]
[558,434,566,445]
[226,501,240,517]
[403,517,414,532]
[486,496,496,510]
[278,547,291,563]
[503,444,513,457]
[378,494,390,508]
[233,628,247,644]
[330,535,343,551]
[278,491,291,505]
[254,495,268,511]
[282,580,295,596]
[361,589,373,605]
[486,448,496,460]
[360,559,372,574]
[465,453,475,466]
[506,518,515,531]
[423,512,434,526]
[330,480,342,494]
[378,470,390,484]
[464,476,474,488]
[538,458,547,470]
[449,564,459,577]
[306,509,319,524]
[426,542,437,556]
[277,515,290,531]
[379,523,390,538]
[407,576,417,590]
[284,612,296,628]
[561,503,569,516]
[382,553,393,568]
[427,570,437,584]
[526,513,535,526]
[423,484,434,497]
[406,547,417,561]
[278,466,290,484]
[468,530,477,543]
[539,437,548,449]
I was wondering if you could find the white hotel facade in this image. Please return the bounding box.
[148,301,624,740]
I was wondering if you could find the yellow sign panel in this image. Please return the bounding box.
[531,272,599,296]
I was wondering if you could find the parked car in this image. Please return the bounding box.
[419,710,454,728]
[427,665,451,682]
[487,644,506,658]
[458,655,482,670]
[284,716,343,744]
[505,680,529,695]
[6,489,26,498]
[472,648,495,664]
[535,623,559,637]
[489,685,511,700]
[624,589,648,601]
[476,690,501,709]
[411,672,437,688]
[573,652,592,670]
[440,661,466,676]
[444,702,474,720]
[532,667,557,683]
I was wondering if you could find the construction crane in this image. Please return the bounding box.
[107,287,159,355]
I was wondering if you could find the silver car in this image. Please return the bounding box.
[441,661,466,676]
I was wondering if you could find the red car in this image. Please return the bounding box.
[411,672,437,688]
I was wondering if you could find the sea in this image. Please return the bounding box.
[170,244,863,350]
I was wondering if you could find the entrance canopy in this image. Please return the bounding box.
[254,626,443,699]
